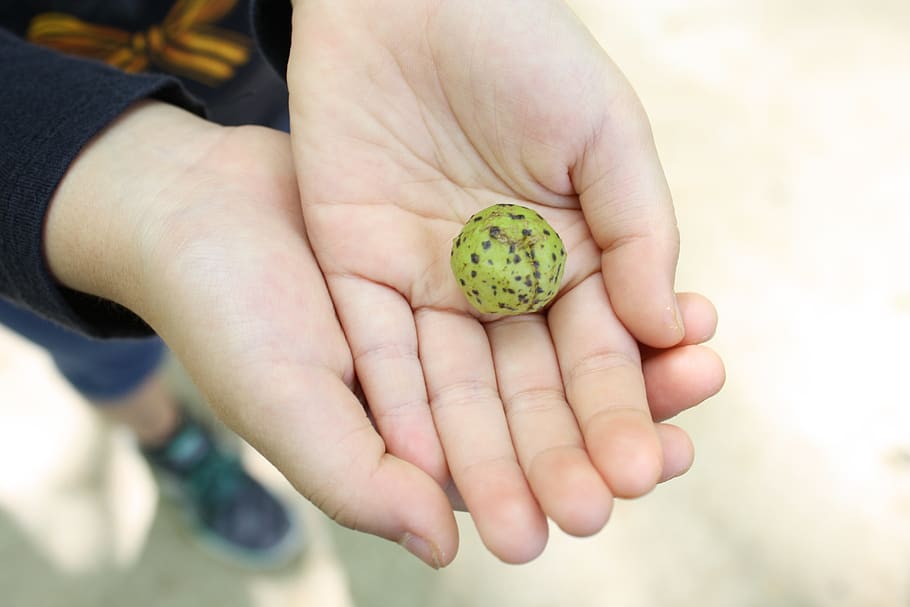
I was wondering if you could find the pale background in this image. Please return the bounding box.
[2,1,909,605]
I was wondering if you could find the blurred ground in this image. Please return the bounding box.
[2,1,910,605]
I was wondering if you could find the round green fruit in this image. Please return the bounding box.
[450,203,566,315]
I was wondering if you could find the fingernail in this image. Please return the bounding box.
[399,532,442,569]
[671,300,685,340]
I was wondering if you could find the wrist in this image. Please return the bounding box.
[43,100,222,315]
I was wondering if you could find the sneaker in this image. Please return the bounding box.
[142,414,303,569]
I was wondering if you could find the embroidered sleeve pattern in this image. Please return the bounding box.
[27,0,251,86]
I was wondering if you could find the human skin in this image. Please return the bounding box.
[42,39,722,570]
[286,0,723,564]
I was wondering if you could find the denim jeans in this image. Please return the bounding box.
[0,297,165,402]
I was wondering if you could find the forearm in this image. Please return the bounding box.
[44,101,222,316]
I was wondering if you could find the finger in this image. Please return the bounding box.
[573,86,682,349]
[641,292,718,359]
[179,356,457,568]
[644,345,726,423]
[329,275,447,484]
[676,291,719,344]
[486,314,612,537]
[549,274,662,498]
[656,423,695,483]
[416,308,548,564]
[264,372,456,568]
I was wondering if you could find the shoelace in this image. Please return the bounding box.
[181,449,248,520]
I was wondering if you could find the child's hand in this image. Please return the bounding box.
[286,0,723,563]
[44,100,457,564]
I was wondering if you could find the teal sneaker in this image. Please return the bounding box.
[142,414,303,569]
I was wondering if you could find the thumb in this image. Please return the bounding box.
[573,85,683,348]
[200,365,460,569]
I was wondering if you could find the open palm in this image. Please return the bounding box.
[288,0,720,563]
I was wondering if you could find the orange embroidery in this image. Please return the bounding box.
[27,0,251,86]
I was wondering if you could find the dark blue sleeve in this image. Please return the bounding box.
[0,27,204,337]
[251,0,292,80]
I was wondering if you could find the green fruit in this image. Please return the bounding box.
[450,203,566,315]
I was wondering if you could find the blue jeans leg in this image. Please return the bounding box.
[0,298,166,403]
